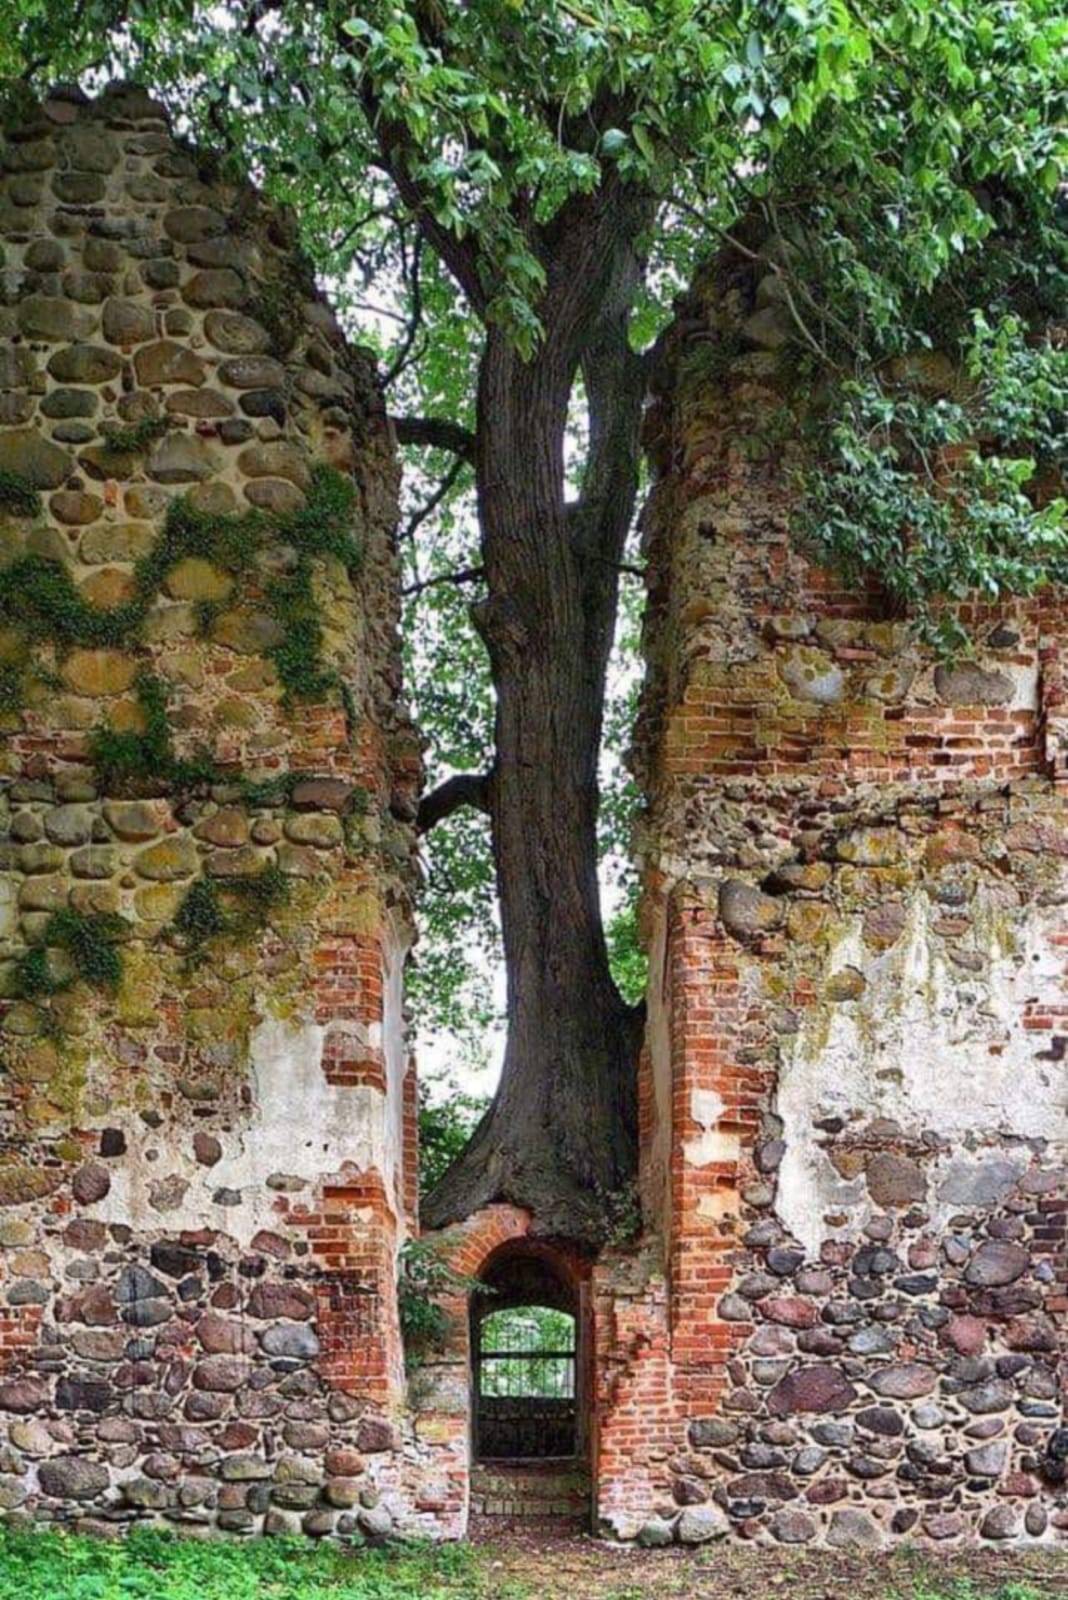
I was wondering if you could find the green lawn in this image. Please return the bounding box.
[0,1527,1061,1600]
[0,1527,496,1600]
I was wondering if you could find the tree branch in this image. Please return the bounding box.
[392,415,476,461]
[417,771,492,834]
[401,452,468,543]
[383,234,425,387]
[403,564,485,598]
[336,26,488,313]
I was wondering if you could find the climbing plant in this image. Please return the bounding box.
[0,463,361,728]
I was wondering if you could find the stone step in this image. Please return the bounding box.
[471,1460,591,1519]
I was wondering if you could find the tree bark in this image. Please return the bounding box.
[422,179,654,1240]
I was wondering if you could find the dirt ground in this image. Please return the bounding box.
[469,1522,1068,1599]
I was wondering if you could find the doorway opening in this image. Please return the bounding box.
[469,1242,590,1524]
[475,1301,577,1459]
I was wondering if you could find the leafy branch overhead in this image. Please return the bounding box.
[8,0,1066,1228]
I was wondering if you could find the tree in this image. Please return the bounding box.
[7,0,1065,1238]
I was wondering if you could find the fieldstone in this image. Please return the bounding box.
[164,558,234,603]
[965,1441,1008,1477]
[669,1504,727,1544]
[761,1297,817,1329]
[849,1326,898,1357]
[18,296,92,341]
[166,386,234,418]
[283,814,343,849]
[149,1174,190,1212]
[72,1162,110,1205]
[637,1517,675,1547]
[193,1356,252,1393]
[866,1152,926,1207]
[205,310,272,354]
[0,1377,50,1413]
[197,1312,257,1355]
[719,878,783,938]
[193,1132,222,1167]
[1025,1503,1048,1537]
[219,356,286,389]
[778,646,844,705]
[102,801,161,841]
[38,1457,109,1499]
[51,489,103,525]
[836,827,903,867]
[965,1241,1029,1288]
[64,126,119,172]
[945,1315,987,1356]
[221,1454,272,1481]
[56,1377,112,1413]
[121,1476,170,1509]
[134,341,208,388]
[247,1283,313,1321]
[45,349,120,395]
[768,1366,857,1416]
[868,1363,936,1400]
[148,433,217,483]
[289,779,353,813]
[102,298,155,346]
[825,965,866,1001]
[355,1416,394,1454]
[924,1512,965,1540]
[60,648,137,697]
[183,269,245,309]
[689,1418,740,1449]
[134,836,198,881]
[770,1509,817,1544]
[958,1379,1014,1415]
[41,389,98,421]
[260,1322,319,1360]
[861,901,907,950]
[164,206,227,243]
[238,441,310,488]
[935,664,1013,705]
[938,1158,1022,1208]
[980,1505,1018,1541]
[70,1329,125,1362]
[0,428,71,488]
[827,1509,882,1549]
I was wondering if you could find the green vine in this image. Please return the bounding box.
[0,463,362,768]
[87,672,217,792]
[99,416,170,456]
[13,909,127,1002]
[397,1237,487,1371]
[171,862,289,965]
[0,470,41,518]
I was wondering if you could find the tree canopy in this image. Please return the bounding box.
[3,0,1065,1230]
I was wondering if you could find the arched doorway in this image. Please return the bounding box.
[469,1241,591,1524]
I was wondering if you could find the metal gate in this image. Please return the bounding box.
[474,1307,577,1460]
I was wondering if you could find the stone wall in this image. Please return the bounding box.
[0,83,430,1536]
[602,250,1068,1548]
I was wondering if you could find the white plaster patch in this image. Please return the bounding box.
[775,890,1068,1253]
[684,1087,740,1166]
[91,1016,399,1247]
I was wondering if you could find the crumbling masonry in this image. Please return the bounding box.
[0,87,1063,1549]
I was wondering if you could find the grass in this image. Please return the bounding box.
[0,1526,1063,1600]
[0,1527,499,1600]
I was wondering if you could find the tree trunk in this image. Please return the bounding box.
[422,185,652,1241]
